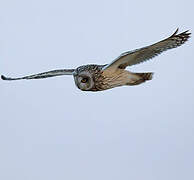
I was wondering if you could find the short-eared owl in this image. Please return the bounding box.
[1,29,191,91]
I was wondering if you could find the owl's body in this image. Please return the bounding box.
[1,29,191,92]
[73,64,153,91]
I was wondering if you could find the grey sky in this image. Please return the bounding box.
[0,0,194,180]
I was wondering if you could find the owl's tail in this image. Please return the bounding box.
[135,72,153,81]
[127,72,153,86]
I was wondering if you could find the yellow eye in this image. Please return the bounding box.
[81,77,88,83]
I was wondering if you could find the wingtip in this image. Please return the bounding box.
[1,75,7,80]
[169,28,191,44]
[170,28,179,37]
[171,28,191,36]
[183,30,191,36]
[1,75,16,80]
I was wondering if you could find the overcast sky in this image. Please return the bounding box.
[0,0,194,180]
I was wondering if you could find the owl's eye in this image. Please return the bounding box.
[81,77,89,83]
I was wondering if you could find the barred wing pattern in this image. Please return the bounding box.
[103,29,191,72]
[1,69,75,80]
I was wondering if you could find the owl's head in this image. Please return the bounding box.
[73,71,94,91]
[73,65,102,91]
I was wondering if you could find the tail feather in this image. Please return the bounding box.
[126,72,154,86]
[135,72,153,81]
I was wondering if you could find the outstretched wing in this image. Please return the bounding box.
[103,29,191,73]
[1,69,75,81]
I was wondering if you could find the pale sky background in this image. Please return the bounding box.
[0,0,194,180]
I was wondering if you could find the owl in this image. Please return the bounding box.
[1,29,191,92]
